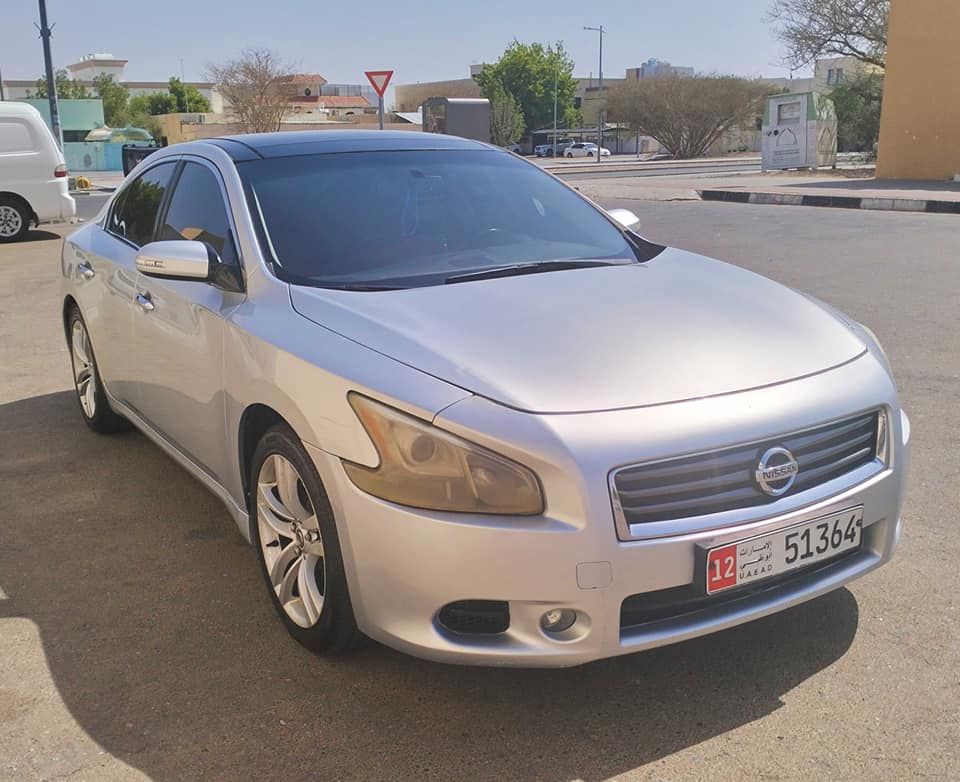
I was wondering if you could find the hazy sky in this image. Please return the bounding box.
[1,0,802,86]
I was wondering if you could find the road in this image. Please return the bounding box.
[1,204,957,781]
[544,157,761,181]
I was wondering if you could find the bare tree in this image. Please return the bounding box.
[768,0,889,69]
[205,48,296,133]
[607,75,772,160]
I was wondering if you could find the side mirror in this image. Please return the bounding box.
[136,240,210,281]
[608,208,640,229]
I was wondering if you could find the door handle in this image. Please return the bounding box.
[135,292,155,312]
[77,262,95,280]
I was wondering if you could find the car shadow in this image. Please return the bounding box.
[0,391,861,781]
[17,229,63,243]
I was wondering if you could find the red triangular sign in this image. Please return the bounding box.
[365,70,394,98]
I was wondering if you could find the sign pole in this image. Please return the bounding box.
[365,70,394,132]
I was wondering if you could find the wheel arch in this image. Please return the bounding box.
[62,294,79,341]
[0,192,36,225]
[238,403,295,513]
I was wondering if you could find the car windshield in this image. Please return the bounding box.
[238,149,637,289]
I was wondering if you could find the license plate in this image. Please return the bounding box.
[704,507,864,595]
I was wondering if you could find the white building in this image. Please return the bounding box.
[1,53,224,114]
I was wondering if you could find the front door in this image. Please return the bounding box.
[133,159,244,484]
[66,161,178,405]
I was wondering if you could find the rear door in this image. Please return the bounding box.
[132,158,245,483]
[65,160,178,404]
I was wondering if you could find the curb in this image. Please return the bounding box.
[698,189,960,214]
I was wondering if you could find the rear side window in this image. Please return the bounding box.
[0,120,34,154]
[157,162,238,265]
[109,162,176,246]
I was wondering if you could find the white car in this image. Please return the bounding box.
[0,101,75,242]
[566,142,611,158]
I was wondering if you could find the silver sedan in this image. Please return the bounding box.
[60,131,909,666]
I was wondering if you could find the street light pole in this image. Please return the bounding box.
[38,0,63,150]
[584,24,605,164]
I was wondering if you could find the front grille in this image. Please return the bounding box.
[437,600,510,635]
[612,412,880,527]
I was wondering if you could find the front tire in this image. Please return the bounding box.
[67,306,130,433]
[0,196,30,243]
[566,152,573,158]
[251,425,363,654]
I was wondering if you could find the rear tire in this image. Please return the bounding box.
[0,196,30,243]
[67,306,131,434]
[250,424,363,654]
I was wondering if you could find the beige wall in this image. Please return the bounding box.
[877,0,960,180]
[154,114,421,145]
[394,79,482,112]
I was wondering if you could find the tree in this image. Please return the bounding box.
[768,0,889,69]
[205,48,295,134]
[29,68,89,99]
[92,73,130,126]
[475,42,579,132]
[607,75,772,159]
[129,92,177,116]
[488,82,525,146]
[830,71,884,152]
[168,77,210,113]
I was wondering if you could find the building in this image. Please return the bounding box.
[273,73,376,120]
[877,0,960,179]
[1,53,223,113]
[625,58,695,81]
[811,56,882,93]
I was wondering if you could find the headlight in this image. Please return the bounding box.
[342,394,544,515]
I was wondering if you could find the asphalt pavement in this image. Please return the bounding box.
[0,203,957,781]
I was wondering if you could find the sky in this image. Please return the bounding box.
[0,0,805,89]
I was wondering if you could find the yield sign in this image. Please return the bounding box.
[365,70,394,98]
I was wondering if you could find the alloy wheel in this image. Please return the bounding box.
[0,205,23,238]
[70,319,97,418]
[256,453,326,628]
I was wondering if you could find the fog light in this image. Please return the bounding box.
[541,608,576,633]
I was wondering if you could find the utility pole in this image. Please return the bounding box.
[0,63,5,101]
[552,64,558,158]
[38,0,63,150]
[584,24,605,164]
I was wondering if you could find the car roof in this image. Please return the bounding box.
[201,130,491,161]
[0,101,45,120]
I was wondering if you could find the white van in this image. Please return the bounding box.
[0,101,76,242]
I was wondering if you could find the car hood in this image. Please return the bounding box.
[289,248,866,414]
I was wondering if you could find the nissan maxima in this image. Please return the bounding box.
[60,131,909,666]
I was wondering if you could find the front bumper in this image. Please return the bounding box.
[308,355,909,668]
[311,443,903,667]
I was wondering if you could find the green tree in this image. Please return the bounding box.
[129,92,178,116]
[168,77,211,112]
[92,73,130,126]
[488,82,525,146]
[475,41,579,133]
[30,68,89,99]
[830,71,884,152]
[608,75,772,159]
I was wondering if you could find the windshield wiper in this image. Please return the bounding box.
[444,260,629,285]
[320,282,407,291]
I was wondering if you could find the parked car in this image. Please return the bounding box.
[61,131,908,667]
[504,142,522,154]
[0,101,75,242]
[566,142,611,158]
[535,138,574,157]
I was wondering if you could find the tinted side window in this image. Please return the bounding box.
[158,162,238,265]
[110,162,176,246]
